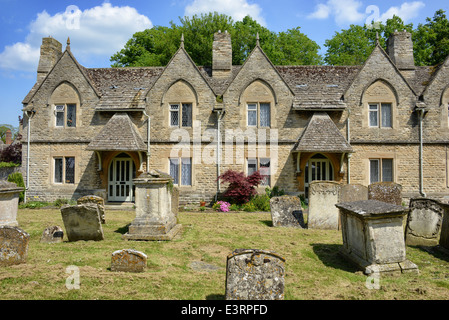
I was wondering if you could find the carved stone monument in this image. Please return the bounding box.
[308,181,341,230]
[123,170,182,241]
[111,249,147,273]
[336,200,418,275]
[270,195,305,228]
[0,180,23,227]
[225,249,285,300]
[405,198,449,246]
[0,226,30,266]
[61,203,104,241]
[368,182,402,205]
[77,195,106,224]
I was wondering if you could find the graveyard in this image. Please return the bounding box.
[1,204,449,300]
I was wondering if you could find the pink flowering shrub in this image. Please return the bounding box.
[214,201,231,212]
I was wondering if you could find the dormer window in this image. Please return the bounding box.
[55,104,76,128]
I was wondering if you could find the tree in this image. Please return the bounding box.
[413,9,449,66]
[218,170,263,204]
[110,12,322,67]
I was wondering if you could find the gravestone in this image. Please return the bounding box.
[0,226,30,266]
[0,180,23,227]
[340,184,368,203]
[308,181,341,230]
[171,187,179,216]
[40,226,64,243]
[225,249,285,300]
[438,201,449,251]
[61,203,104,242]
[270,196,305,228]
[77,195,105,224]
[123,170,182,241]
[368,182,402,205]
[336,200,418,275]
[405,198,448,246]
[111,249,147,273]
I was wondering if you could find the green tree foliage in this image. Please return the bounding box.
[111,12,322,67]
[413,9,449,66]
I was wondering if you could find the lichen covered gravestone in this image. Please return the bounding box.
[308,181,341,230]
[111,249,147,273]
[225,249,285,300]
[0,180,23,227]
[336,200,418,275]
[340,184,368,203]
[368,182,402,205]
[270,196,305,228]
[77,195,106,224]
[405,198,449,246]
[0,226,30,266]
[61,203,104,241]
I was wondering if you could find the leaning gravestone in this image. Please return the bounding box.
[368,182,402,205]
[270,196,305,228]
[61,203,104,242]
[0,180,23,227]
[77,195,105,224]
[225,249,285,300]
[111,249,147,273]
[439,202,449,251]
[0,226,30,266]
[405,198,447,246]
[40,226,64,243]
[308,181,341,230]
[340,184,368,203]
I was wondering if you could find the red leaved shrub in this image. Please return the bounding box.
[218,170,263,204]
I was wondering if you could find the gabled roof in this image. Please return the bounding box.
[293,112,353,153]
[86,112,146,151]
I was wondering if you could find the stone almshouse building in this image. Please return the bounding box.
[21,31,449,204]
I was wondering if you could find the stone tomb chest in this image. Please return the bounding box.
[225,249,285,300]
[0,180,23,227]
[336,200,418,275]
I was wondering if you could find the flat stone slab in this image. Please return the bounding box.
[61,203,104,242]
[0,226,30,266]
[111,249,147,273]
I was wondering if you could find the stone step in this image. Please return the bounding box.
[105,202,135,211]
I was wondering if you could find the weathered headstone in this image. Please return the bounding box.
[336,200,418,275]
[438,201,449,251]
[405,198,448,246]
[61,203,104,242]
[111,249,147,273]
[225,249,285,300]
[368,182,402,205]
[308,181,341,230]
[77,195,105,224]
[40,226,64,243]
[0,180,23,227]
[270,196,305,228]
[123,170,182,241]
[171,187,179,216]
[340,184,368,203]
[0,226,30,266]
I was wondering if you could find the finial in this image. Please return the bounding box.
[256,32,260,47]
[181,33,184,48]
[67,37,71,51]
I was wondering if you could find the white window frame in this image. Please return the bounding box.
[54,103,76,128]
[169,157,192,186]
[246,157,271,186]
[370,158,393,184]
[247,102,271,128]
[54,156,75,184]
[369,103,392,128]
[169,103,192,128]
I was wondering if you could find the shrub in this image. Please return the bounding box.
[218,170,263,204]
[0,162,19,168]
[265,186,285,198]
[7,172,25,203]
[249,194,271,212]
[242,202,257,212]
[213,201,231,212]
[229,204,241,211]
[53,198,76,207]
[0,141,22,164]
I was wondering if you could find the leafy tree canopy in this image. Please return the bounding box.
[111,12,322,67]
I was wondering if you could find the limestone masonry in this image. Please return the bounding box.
[21,31,449,204]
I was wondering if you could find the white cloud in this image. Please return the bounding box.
[0,2,152,72]
[379,1,425,23]
[185,0,266,26]
[308,1,425,26]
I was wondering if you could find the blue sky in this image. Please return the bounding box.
[0,0,447,128]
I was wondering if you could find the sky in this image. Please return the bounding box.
[0,0,447,128]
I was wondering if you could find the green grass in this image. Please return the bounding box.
[0,208,448,300]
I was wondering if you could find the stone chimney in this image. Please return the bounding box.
[212,31,232,78]
[37,37,62,82]
[386,31,415,78]
[5,129,12,145]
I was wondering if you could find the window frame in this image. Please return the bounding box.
[169,157,192,186]
[246,157,271,187]
[54,103,77,128]
[369,158,394,184]
[53,156,76,184]
[169,102,193,128]
[368,103,392,128]
[246,102,271,128]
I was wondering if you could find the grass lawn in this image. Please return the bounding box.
[1,207,449,300]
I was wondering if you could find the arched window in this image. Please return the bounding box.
[241,80,275,128]
[50,82,80,128]
[362,80,397,129]
[163,80,197,128]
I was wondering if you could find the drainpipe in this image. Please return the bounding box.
[347,109,351,184]
[143,111,150,173]
[24,109,35,204]
[417,107,426,197]
[215,110,223,202]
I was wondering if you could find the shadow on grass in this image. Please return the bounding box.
[311,243,360,273]
[259,220,273,227]
[411,245,449,263]
[206,294,225,300]
[114,223,130,235]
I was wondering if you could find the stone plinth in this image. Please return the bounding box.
[225,249,285,300]
[270,196,305,228]
[405,198,449,246]
[336,200,418,275]
[308,181,341,230]
[0,180,23,227]
[123,170,182,241]
[0,226,30,266]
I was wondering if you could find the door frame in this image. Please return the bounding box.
[108,153,136,202]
